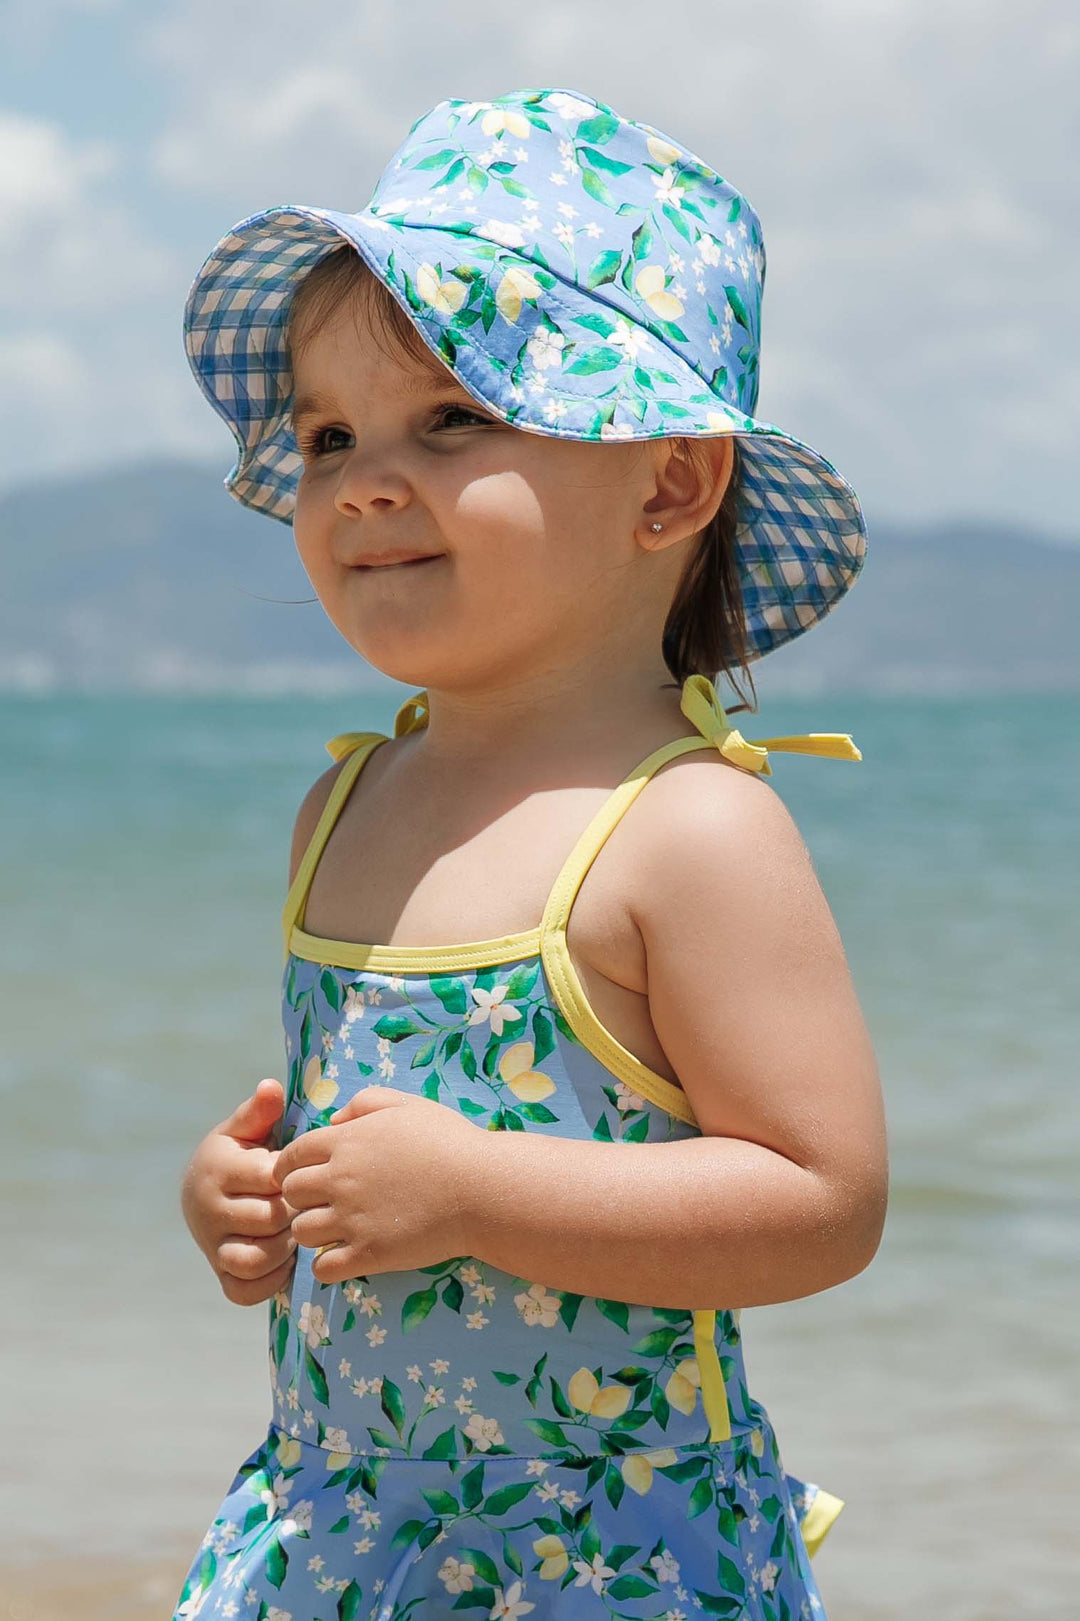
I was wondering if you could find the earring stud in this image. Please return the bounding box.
[651,523,663,532]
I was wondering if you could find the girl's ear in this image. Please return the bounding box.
[641,435,735,551]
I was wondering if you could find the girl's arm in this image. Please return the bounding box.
[459,763,888,1310]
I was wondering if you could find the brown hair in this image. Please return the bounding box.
[288,245,758,715]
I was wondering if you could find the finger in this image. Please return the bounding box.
[219,1145,282,1198]
[291,1207,343,1249]
[218,1228,298,1281]
[220,1078,286,1143]
[328,1086,410,1123]
[222,1194,295,1236]
[278,1163,333,1211]
[273,1127,335,1185]
[220,1252,296,1307]
[311,1242,359,1286]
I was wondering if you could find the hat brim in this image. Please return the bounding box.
[183,204,866,662]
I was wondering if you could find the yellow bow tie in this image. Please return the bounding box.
[680,673,862,776]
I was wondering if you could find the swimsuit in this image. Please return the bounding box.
[173,674,857,1621]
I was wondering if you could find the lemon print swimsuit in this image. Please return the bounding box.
[173,674,858,1621]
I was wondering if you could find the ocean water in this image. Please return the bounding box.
[1,687,1076,1619]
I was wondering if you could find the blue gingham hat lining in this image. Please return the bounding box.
[184,103,867,663]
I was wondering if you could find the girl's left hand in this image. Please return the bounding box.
[270,1087,484,1284]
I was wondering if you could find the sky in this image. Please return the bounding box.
[1,0,1076,542]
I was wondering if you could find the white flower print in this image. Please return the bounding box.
[438,1555,477,1594]
[571,1551,616,1594]
[759,1561,780,1594]
[466,1309,490,1330]
[297,1302,328,1349]
[468,983,524,1035]
[489,1580,535,1618]
[651,1549,681,1583]
[613,1079,647,1113]
[513,1282,561,1327]
[463,1412,505,1451]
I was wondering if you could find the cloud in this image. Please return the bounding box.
[0,111,176,315]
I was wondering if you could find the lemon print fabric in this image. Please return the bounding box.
[171,949,844,1620]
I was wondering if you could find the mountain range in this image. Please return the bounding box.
[3,455,1077,695]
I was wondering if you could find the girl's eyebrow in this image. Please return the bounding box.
[290,373,463,427]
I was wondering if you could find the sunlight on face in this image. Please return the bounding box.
[289,291,675,692]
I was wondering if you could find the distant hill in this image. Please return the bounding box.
[3,454,1077,694]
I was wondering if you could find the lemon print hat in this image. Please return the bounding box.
[182,85,868,661]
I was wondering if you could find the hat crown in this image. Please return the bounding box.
[355,87,766,419]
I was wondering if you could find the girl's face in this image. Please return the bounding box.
[291,294,712,694]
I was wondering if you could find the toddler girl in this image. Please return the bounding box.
[175,86,887,1621]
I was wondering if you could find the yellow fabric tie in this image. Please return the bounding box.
[680,673,862,776]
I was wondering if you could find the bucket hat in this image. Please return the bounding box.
[182,85,867,662]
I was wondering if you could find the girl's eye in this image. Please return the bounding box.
[297,402,493,458]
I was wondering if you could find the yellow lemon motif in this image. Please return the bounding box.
[494,266,543,325]
[567,1366,632,1420]
[481,109,531,140]
[646,136,683,167]
[664,1356,701,1417]
[275,1437,302,1469]
[303,1054,339,1111]
[750,1427,765,1457]
[706,410,738,434]
[532,1534,569,1579]
[621,1446,679,1495]
[325,1450,351,1470]
[499,1041,556,1102]
[634,264,685,322]
[416,263,467,316]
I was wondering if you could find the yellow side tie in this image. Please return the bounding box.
[680,673,862,776]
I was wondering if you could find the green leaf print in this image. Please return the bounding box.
[579,146,634,178]
[631,1326,680,1357]
[337,1579,363,1621]
[418,1520,444,1551]
[372,1013,426,1043]
[585,248,623,289]
[608,1575,659,1599]
[724,284,752,332]
[492,1370,521,1385]
[410,1036,438,1068]
[456,1546,500,1586]
[516,1102,559,1124]
[530,1006,555,1064]
[523,1418,570,1447]
[273,1312,288,1371]
[595,1298,631,1332]
[548,1377,574,1419]
[401,1285,438,1332]
[460,1464,485,1510]
[328,1515,350,1534]
[381,1376,407,1436]
[688,1476,714,1518]
[603,1464,625,1509]
[389,1518,426,1553]
[503,1534,524,1577]
[264,1536,288,1589]
[577,110,619,143]
[319,968,343,1013]
[421,1426,459,1460]
[565,345,624,375]
[304,1347,329,1407]
[716,1550,748,1597]
[242,1502,268,1536]
[441,1275,464,1312]
[421,1487,459,1517]
[504,958,540,998]
[365,1427,398,1451]
[558,1292,583,1332]
[573,311,618,338]
[429,974,468,1015]
[693,1596,744,1618]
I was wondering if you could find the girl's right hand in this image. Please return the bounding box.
[180,1078,299,1306]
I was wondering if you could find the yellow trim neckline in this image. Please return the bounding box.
[281,675,862,1126]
